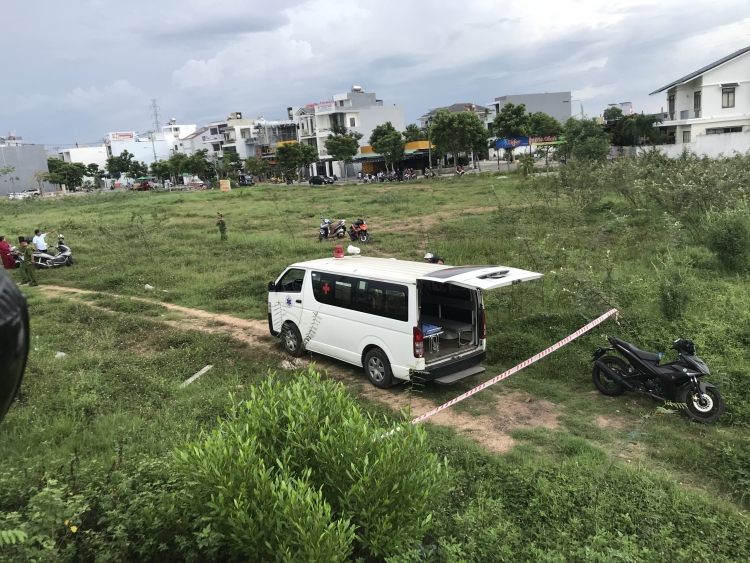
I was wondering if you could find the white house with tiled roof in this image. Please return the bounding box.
[651,46,750,145]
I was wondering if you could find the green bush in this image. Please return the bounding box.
[176,369,446,560]
[705,212,750,272]
[657,253,694,320]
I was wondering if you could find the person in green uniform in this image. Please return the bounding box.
[17,237,38,287]
[216,213,227,242]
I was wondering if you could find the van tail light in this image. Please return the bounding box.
[480,308,486,340]
[413,326,424,358]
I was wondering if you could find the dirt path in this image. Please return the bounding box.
[39,285,559,453]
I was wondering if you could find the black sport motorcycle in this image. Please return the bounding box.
[592,336,724,423]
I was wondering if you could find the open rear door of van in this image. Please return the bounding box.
[420,265,543,290]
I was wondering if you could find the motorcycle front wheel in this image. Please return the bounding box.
[678,385,724,423]
[592,356,627,396]
[359,232,370,244]
[318,234,324,242]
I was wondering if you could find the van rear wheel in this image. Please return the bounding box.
[364,348,394,389]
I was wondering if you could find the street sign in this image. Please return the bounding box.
[496,137,530,149]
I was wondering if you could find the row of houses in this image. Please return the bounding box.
[3,45,749,195]
[55,87,573,180]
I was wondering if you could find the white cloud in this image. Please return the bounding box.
[1,0,749,141]
[63,80,144,109]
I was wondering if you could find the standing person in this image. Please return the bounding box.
[17,237,38,286]
[32,229,53,253]
[0,236,14,270]
[216,213,227,242]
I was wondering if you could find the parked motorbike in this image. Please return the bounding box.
[29,235,75,269]
[318,218,347,242]
[592,336,724,423]
[348,219,371,244]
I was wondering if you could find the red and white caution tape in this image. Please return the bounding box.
[411,309,620,425]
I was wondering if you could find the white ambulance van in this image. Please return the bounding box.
[267,254,542,387]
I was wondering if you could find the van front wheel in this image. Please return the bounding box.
[282,322,304,357]
[364,348,393,389]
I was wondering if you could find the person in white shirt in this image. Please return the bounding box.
[32,229,53,253]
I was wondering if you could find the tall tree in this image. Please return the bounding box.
[603,106,624,121]
[429,109,487,170]
[562,118,611,162]
[150,160,171,183]
[528,112,563,168]
[106,150,135,178]
[129,160,149,179]
[46,159,86,190]
[404,123,426,142]
[492,103,530,139]
[244,156,269,179]
[275,142,319,181]
[324,126,362,180]
[369,122,405,172]
[611,114,667,147]
[167,152,190,183]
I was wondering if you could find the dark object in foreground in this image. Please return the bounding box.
[592,336,724,423]
[0,269,29,422]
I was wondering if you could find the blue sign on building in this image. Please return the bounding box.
[495,137,530,149]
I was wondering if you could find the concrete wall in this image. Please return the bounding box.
[494,92,572,123]
[110,139,170,164]
[637,131,750,158]
[352,105,405,146]
[60,146,108,168]
[0,144,53,196]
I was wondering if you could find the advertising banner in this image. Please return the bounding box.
[220,179,231,191]
[109,132,135,142]
[530,135,565,146]
[495,137,530,149]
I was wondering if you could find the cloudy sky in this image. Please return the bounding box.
[1,0,749,147]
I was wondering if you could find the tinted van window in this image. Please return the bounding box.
[311,271,408,322]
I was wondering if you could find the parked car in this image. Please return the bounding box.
[309,175,334,185]
[238,174,255,186]
[8,189,40,200]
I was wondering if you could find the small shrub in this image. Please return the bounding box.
[657,253,694,320]
[705,211,750,272]
[176,369,446,560]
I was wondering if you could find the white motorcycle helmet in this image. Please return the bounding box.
[424,253,434,261]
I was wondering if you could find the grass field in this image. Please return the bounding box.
[1,173,749,561]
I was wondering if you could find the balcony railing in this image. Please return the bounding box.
[694,109,701,118]
[680,110,689,119]
[669,112,675,120]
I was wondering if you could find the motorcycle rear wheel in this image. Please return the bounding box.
[677,385,724,423]
[592,356,627,396]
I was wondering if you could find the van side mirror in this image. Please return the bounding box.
[268,281,277,292]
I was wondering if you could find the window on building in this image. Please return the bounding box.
[212,143,221,151]
[668,94,675,119]
[210,128,218,135]
[693,92,701,118]
[682,131,691,143]
[349,117,356,127]
[722,88,735,108]
[706,127,743,135]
